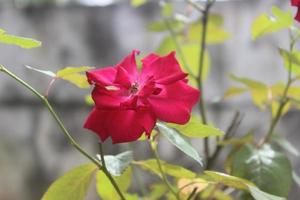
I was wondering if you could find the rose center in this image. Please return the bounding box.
[129,82,139,94]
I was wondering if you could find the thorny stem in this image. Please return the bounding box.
[0,65,126,200]
[260,31,295,145]
[195,0,215,166]
[150,140,180,200]
[99,143,126,200]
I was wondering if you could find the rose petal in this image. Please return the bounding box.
[84,108,156,143]
[291,0,300,6]
[116,50,140,80]
[91,86,126,109]
[141,51,187,85]
[86,67,116,86]
[148,81,199,124]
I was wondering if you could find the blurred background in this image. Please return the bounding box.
[0,0,299,199]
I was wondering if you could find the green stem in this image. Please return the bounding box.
[261,32,295,144]
[0,65,102,168]
[186,187,198,200]
[150,140,180,200]
[99,143,126,200]
[196,0,214,166]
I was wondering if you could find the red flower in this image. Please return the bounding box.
[84,51,199,143]
[292,0,300,22]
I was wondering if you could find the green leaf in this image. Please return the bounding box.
[130,0,146,7]
[96,167,132,200]
[168,115,224,138]
[273,135,299,157]
[85,95,94,106]
[161,2,173,17]
[279,48,300,75]
[218,133,254,146]
[230,74,268,109]
[0,28,41,48]
[25,65,56,77]
[148,183,168,200]
[133,159,196,179]
[56,66,94,88]
[156,122,203,166]
[157,37,210,84]
[97,151,133,176]
[223,87,248,99]
[41,164,97,200]
[231,144,292,197]
[188,15,230,44]
[204,171,285,200]
[251,6,293,40]
[292,171,300,188]
[147,20,182,32]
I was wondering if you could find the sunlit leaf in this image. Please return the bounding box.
[231,144,292,197]
[147,20,182,32]
[168,115,224,138]
[230,74,268,109]
[279,48,300,75]
[130,0,146,7]
[177,178,208,196]
[223,87,248,98]
[0,28,41,48]
[251,6,293,40]
[97,151,133,176]
[188,15,230,44]
[96,167,132,200]
[161,2,173,17]
[42,164,97,200]
[156,122,203,166]
[204,171,285,200]
[132,159,196,179]
[85,95,94,106]
[56,66,94,88]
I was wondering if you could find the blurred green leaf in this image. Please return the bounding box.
[218,133,254,146]
[251,6,293,40]
[204,171,285,200]
[156,122,203,166]
[85,95,94,106]
[293,171,300,189]
[273,135,299,157]
[231,144,292,197]
[147,20,182,32]
[133,159,196,179]
[230,74,268,109]
[42,164,97,200]
[25,65,56,77]
[130,0,146,7]
[161,2,173,17]
[0,28,41,48]
[168,115,224,138]
[96,167,132,200]
[157,37,210,85]
[279,48,300,75]
[223,87,248,98]
[188,15,230,44]
[97,151,133,176]
[147,183,168,200]
[56,66,93,88]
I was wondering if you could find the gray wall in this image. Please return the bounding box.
[0,0,299,199]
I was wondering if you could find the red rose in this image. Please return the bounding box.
[291,0,300,22]
[84,51,199,143]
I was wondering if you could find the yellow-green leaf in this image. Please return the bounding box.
[56,66,94,88]
[130,0,146,7]
[223,87,248,99]
[132,159,196,179]
[96,167,132,200]
[251,6,293,40]
[42,164,97,200]
[0,28,41,48]
[168,115,224,138]
[279,48,300,75]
